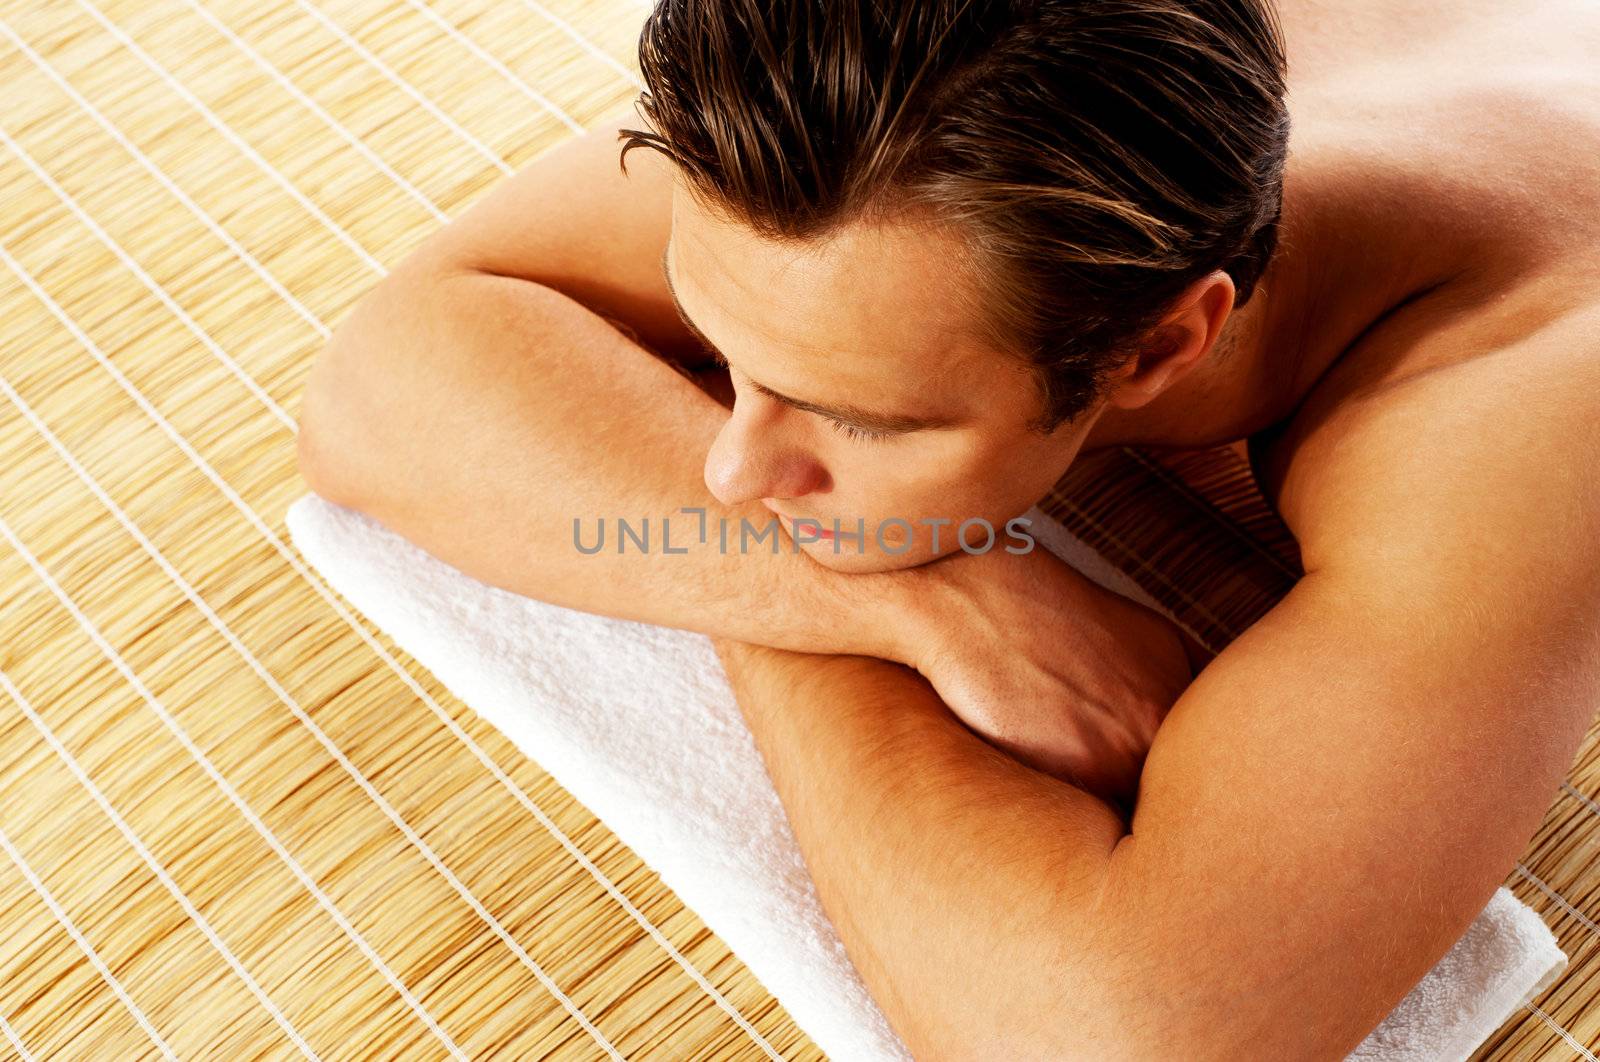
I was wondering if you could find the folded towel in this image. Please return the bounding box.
[284,493,1567,1061]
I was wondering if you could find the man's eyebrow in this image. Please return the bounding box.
[659,243,956,434]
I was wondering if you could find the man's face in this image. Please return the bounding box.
[666,187,1108,572]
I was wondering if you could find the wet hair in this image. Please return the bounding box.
[618,0,1290,432]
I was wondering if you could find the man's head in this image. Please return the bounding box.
[620,0,1290,571]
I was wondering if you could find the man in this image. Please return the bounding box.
[296,0,1600,1055]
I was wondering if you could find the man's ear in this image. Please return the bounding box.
[1102,271,1236,410]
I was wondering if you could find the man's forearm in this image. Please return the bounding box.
[297,264,932,662]
[711,637,1135,1058]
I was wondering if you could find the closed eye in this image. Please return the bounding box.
[824,416,893,443]
[711,348,904,442]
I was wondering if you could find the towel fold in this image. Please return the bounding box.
[285,493,1566,1061]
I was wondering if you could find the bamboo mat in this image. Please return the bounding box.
[0,0,1593,1058]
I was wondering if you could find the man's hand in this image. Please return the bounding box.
[898,543,1198,810]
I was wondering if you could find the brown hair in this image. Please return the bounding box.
[618,0,1290,432]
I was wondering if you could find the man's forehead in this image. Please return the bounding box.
[667,205,992,334]
[660,230,988,431]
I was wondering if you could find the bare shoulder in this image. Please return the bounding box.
[1091,297,1600,1056]
[394,106,705,368]
[1269,291,1600,580]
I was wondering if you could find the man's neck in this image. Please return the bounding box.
[1079,162,1464,453]
[1080,262,1290,452]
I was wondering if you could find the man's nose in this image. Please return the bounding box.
[703,402,826,506]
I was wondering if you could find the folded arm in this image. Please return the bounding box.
[293,116,1204,742]
[714,322,1600,1058]
[295,114,1029,669]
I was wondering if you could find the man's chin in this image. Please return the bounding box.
[793,539,944,574]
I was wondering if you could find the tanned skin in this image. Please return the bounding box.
[298,0,1600,1054]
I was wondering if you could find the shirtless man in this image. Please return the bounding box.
[296,0,1600,1055]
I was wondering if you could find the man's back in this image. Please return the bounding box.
[1279,0,1600,90]
[1217,0,1600,543]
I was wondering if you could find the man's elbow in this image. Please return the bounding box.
[908,972,1226,1061]
[295,349,380,513]
[884,928,1163,1058]
[890,900,1256,1060]
[898,977,1158,1062]
[295,406,346,506]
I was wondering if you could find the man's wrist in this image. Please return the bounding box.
[735,530,972,666]
[709,634,766,671]
[843,552,968,669]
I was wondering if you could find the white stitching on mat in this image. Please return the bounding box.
[510,0,644,90]
[0,810,181,1061]
[278,0,513,175]
[76,0,390,274]
[1562,780,1600,824]
[0,1009,38,1062]
[0,256,620,1061]
[396,0,584,136]
[0,19,332,341]
[0,377,477,1060]
[1525,999,1598,1062]
[177,0,451,224]
[1509,864,1596,1048]
[1,4,781,1038]
[0,245,783,1059]
[1515,863,1600,948]
[1,98,783,1049]
[0,645,319,1059]
[0,129,299,434]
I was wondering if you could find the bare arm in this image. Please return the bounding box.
[296,115,931,662]
[711,637,1129,1059]
[708,318,1600,1058]
[295,114,1202,778]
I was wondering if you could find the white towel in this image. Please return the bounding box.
[284,493,1567,1061]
